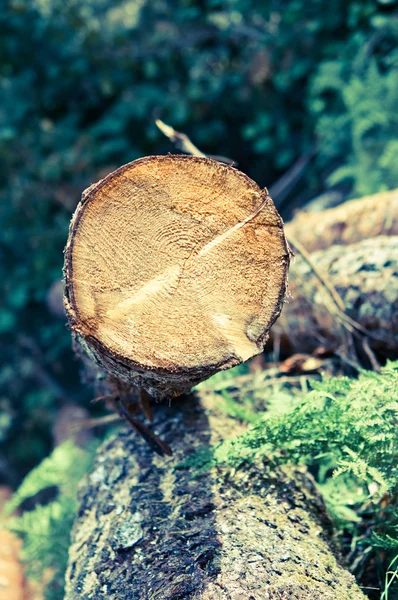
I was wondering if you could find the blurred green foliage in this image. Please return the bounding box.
[6,440,98,600]
[0,0,397,485]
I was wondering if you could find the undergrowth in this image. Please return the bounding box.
[6,362,398,599]
[196,361,398,598]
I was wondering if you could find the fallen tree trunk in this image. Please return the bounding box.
[285,188,398,252]
[274,236,398,360]
[65,391,365,600]
[273,189,398,360]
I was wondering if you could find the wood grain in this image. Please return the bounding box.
[64,155,289,397]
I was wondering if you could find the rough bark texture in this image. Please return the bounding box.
[285,188,398,252]
[64,155,289,399]
[65,392,365,600]
[274,236,398,359]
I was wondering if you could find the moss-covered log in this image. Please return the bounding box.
[274,236,398,360]
[65,391,365,600]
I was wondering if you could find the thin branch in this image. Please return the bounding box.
[71,414,122,431]
[155,119,236,165]
[269,148,316,208]
[287,235,346,312]
[361,336,381,372]
[155,119,207,158]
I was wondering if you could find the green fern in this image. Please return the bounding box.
[193,361,398,598]
[213,362,398,491]
[312,52,398,197]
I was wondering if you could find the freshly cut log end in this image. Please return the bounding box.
[64,155,289,398]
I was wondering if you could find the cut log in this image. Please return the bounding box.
[65,392,366,600]
[64,155,289,398]
[285,188,398,252]
[274,236,398,359]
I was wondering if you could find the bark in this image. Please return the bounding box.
[285,188,398,252]
[274,236,398,359]
[65,392,365,600]
[63,155,289,399]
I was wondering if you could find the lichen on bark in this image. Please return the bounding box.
[65,392,365,600]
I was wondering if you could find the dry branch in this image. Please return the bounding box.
[65,392,366,600]
[155,119,207,158]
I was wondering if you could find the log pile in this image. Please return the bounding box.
[63,156,397,598]
[275,189,398,362]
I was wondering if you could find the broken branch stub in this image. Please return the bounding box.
[64,155,289,398]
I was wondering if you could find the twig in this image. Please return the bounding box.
[361,336,381,372]
[155,119,236,165]
[155,119,206,158]
[334,350,362,373]
[269,148,316,208]
[116,398,172,457]
[207,154,237,166]
[71,414,122,431]
[287,235,346,311]
[91,394,116,404]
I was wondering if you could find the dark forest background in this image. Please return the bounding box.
[1,0,397,487]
